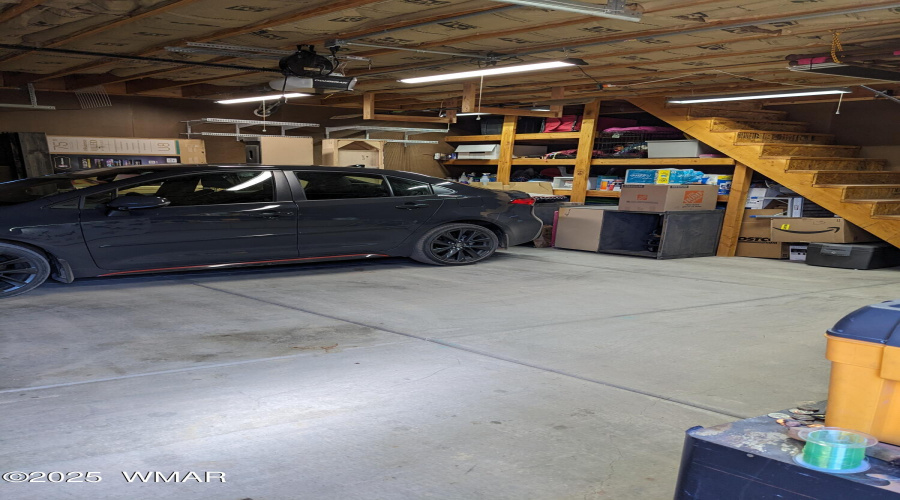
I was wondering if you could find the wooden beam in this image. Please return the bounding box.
[549,87,565,117]
[716,162,752,257]
[497,116,518,185]
[570,99,600,204]
[466,106,558,118]
[369,114,454,124]
[348,0,734,59]
[0,0,41,24]
[363,92,375,120]
[362,91,454,123]
[461,82,477,113]
[0,0,205,65]
[28,0,385,82]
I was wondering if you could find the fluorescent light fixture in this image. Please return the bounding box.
[489,0,642,22]
[400,58,586,84]
[216,93,310,104]
[457,112,493,116]
[667,88,852,104]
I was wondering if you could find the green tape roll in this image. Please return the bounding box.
[798,428,877,472]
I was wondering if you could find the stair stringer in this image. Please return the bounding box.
[629,97,900,247]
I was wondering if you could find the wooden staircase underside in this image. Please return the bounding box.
[628,98,900,249]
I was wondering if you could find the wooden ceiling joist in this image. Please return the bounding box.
[1,0,899,109]
[0,0,206,65]
[0,0,41,25]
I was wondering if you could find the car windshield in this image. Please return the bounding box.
[0,170,162,205]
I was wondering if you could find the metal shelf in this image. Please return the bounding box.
[325,125,447,145]
[182,117,319,141]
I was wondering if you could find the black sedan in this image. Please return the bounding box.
[0,165,542,298]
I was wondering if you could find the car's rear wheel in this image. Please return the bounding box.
[0,243,51,299]
[411,223,500,265]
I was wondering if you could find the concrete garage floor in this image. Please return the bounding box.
[3,247,900,500]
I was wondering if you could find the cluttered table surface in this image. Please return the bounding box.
[676,401,900,499]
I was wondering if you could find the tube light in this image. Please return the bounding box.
[488,0,642,22]
[216,93,310,104]
[400,59,586,84]
[457,112,493,116]
[667,88,851,104]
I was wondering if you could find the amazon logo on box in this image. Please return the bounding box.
[769,217,877,244]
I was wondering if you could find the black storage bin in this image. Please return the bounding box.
[806,242,900,269]
[516,117,545,134]
[480,117,504,135]
[597,210,724,259]
[478,116,545,135]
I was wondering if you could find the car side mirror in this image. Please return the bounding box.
[107,195,171,211]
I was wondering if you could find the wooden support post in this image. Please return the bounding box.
[716,162,752,256]
[462,82,477,113]
[497,115,518,184]
[549,87,565,118]
[362,92,375,120]
[569,98,600,204]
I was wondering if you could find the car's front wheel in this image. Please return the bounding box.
[411,223,500,265]
[0,243,51,299]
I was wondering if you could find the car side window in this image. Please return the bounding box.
[294,172,390,200]
[387,177,433,197]
[84,171,275,208]
[431,182,458,195]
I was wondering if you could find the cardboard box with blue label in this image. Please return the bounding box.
[769,217,877,243]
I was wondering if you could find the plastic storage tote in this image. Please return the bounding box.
[825,300,900,445]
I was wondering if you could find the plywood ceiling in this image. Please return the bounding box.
[1,0,899,110]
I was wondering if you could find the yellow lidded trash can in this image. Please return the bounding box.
[825,300,900,446]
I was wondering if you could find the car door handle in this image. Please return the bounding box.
[395,203,430,210]
[250,211,286,219]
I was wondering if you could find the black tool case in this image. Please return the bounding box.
[806,242,900,269]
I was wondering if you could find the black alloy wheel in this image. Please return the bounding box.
[0,243,51,299]
[412,223,499,265]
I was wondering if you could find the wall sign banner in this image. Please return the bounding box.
[47,136,179,155]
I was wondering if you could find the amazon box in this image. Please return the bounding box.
[619,184,718,212]
[769,217,877,243]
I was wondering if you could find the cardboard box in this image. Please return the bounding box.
[618,184,718,212]
[483,181,554,195]
[770,217,877,243]
[735,209,790,259]
[454,144,547,160]
[554,206,614,252]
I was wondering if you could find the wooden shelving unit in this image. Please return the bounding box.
[443,158,735,167]
[443,103,747,257]
[553,189,729,202]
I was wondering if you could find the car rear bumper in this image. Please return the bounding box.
[493,208,543,247]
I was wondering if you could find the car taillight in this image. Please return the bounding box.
[509,198,536,205]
